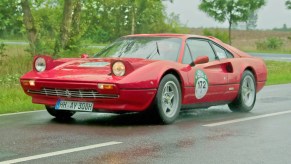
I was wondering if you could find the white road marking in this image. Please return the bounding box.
[203,110,291,127]
[0,110,44,117]
[0,141,122,164]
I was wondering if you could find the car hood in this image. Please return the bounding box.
[22,58,157,83]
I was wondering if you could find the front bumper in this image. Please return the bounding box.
[21,80,157,112]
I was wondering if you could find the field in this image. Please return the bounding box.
[1,29,291,114]
[190,28,291,53]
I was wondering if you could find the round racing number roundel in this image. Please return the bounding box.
[195,69,209,99]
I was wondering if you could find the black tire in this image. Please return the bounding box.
[45,105,76,119]
[228,70,256,112]
[153,74,181,124]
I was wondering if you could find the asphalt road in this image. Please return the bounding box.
[250,52,291,62]
[0,84,291,164]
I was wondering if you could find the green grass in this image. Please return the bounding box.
[265,60,291,85]
[0,85,43,114]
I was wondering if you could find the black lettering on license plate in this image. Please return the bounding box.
[60,101,67,108]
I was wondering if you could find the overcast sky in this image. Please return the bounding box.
[163,0,291,29]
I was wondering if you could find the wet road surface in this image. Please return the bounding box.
[0,84,291,164]
[250,53,291,62]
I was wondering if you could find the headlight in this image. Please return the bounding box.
[35,57,46,72]
[112,61,125,76]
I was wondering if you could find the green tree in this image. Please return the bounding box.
[21,0,38,54]
[0,0,23,38]
[286,0,291,9]
[16,0,181,55]
[82,0,179,43]
[59,0,74,50]
[199,0,265,44]
[246,11,258,30]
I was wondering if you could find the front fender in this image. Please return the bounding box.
[116,61,187,89]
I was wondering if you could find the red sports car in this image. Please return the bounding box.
[20,34,267,124]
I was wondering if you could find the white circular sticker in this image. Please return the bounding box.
[195,70,209,99]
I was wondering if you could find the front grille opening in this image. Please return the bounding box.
[28,88,118,99]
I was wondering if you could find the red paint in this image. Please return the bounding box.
[194,56,209,65]
[20,34,267,112]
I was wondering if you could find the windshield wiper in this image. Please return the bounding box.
[146,42,160,59]
[117,41,135,57]
[156,42,160,56]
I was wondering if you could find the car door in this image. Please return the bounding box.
[182,38,232,106]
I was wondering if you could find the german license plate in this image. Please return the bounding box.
[56,100,93,112]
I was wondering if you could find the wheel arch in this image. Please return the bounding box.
[244,66,259,90]
[159,69,184,93]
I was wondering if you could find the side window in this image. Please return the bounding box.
[212,44,227,59]
[182,45,193,64]
[226,51,234,58]
[186,39,216,61]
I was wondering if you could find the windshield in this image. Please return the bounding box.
[94,37,182,61]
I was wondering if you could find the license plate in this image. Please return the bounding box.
[56,100,93,112]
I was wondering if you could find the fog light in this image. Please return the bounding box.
[29,80,35,86]
[98,83,115,90]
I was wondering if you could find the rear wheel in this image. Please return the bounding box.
[154,74,181,124]
[228,70,256,112]
[45,105,76,119]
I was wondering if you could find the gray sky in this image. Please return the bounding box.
[164,0,291,29]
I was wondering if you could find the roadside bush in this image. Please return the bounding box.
[202,28,229,43]
[0,42,7,64]
[256,37,284,50]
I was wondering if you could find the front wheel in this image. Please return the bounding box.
[46,105,76,119]
[228,70,256,112]
[154,74,181,124]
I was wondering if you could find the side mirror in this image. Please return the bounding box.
[190,56,209,66]
[81,54,89,58]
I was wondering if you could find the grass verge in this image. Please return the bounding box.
[0,85,43,114]
[265,60,291,85]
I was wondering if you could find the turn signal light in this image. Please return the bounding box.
[98,83,115,90]
[21,80,29,86]
[21,80,35,86]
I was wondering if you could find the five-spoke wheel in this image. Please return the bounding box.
[229,70,256,112]
[154,74,181,124]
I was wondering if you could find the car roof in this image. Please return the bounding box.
[125,33,210,39]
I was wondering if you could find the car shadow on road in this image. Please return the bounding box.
[49,111,161,127]
[48,105,255,127]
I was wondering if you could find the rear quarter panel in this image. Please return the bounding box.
[228,57,267,92]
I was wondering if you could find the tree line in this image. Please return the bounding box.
[1,0,181,55]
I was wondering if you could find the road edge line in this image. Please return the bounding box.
[0,110,44,117]
[203,110,291,127]
[0,141,122,164]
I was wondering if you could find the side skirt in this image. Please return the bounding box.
[181,100,231,110]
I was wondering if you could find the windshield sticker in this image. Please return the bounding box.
[79,62,109,67]
[195,69,209,99]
